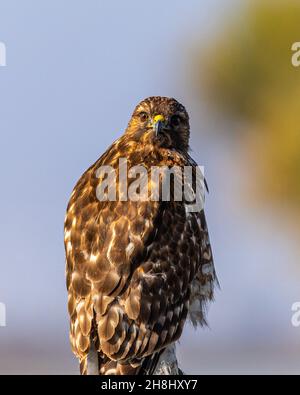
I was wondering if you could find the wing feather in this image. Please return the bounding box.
[65,137,217,372]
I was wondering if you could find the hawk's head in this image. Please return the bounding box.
[126,96,190,152]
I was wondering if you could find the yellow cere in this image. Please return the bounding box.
[153,114,165,123]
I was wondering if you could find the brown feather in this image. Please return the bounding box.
[64,96,217,375]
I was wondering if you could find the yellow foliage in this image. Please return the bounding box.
[194,0,300,213]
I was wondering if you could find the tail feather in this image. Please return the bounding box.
[83,344,179,375]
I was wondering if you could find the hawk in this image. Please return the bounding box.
[64,96,217,375]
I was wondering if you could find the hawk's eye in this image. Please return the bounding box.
[138,112,149,122]
[170,115,182,127]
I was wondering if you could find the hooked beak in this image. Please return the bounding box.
[152,114,166,137]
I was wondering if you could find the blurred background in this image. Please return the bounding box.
[0,0,299,374]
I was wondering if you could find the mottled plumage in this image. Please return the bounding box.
[64,96,217,375]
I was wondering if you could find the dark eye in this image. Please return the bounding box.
[138,112,149,122]
[170,115,182,127]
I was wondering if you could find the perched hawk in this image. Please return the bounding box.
[64,96,217,375]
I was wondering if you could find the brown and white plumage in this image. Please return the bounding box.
[64,96,217,375]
